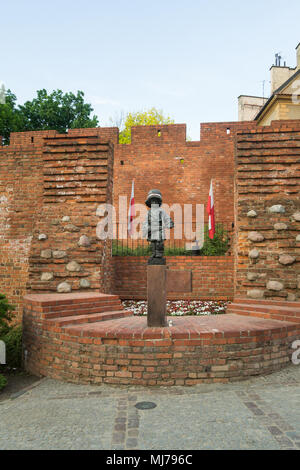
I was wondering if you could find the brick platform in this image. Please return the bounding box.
[227,299,300,323]
[23,293,300,386]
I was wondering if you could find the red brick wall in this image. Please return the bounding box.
[0,121,255,321]
[113,122,256,229]
[0,138,47,320]
[112,256,234,300]
[235,120,300,301]
[0,128,116,320]
[28,133,115,296]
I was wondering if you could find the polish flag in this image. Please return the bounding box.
[206,180,215,240]
[128,180,135,237]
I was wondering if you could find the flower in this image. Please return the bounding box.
[122,300,228,316]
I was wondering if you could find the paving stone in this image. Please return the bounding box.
[0,364,299,450]
[126,438,138,448]
[267,426,283,436]
[114,424,126,432]
[285,431,300,440]
[112,432,126,444]
[273,436,293,447]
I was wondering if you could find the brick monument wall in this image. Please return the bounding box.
[235,120,300,301]
[0,132,49,320]
[0,121,257,320]
[0,128,117,320]
[113,121,256,229]
[112,256,234,301]
[27,133,115,297]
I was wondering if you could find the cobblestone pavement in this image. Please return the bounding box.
[0,365,299,450]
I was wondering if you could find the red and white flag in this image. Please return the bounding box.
[206,180,215,240]
[128,180,135,237]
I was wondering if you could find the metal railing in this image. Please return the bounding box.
[112,222,233,256]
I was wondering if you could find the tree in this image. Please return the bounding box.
[118,107,175,144]
[0,89,99,144]
[18,89,99,133]
[0,90,23,145]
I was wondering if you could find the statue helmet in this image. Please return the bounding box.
[145,189,162,207]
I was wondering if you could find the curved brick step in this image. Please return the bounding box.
[233,298,300,308]
[24,293,123,320]
[23,293,300,386]
[43,302,123,319]
[57,312,298,339]
[227,308,299,323]
[46,309,133,327]
[228,303,300,313]
[227,299,300,323]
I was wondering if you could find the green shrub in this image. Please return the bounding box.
[0,373,7,391]
[112,242,190,256]
[199,224,229,256]
[112,224,230,257]
[0,293,15,335]
[0,293,22,371]
[1,325,22,369]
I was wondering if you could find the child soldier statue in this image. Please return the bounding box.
[142,189,174,265]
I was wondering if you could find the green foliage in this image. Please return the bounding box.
[112,225,230,257]
[112,241,151,256]
[1,325,22,369]
[164,246,190,256]
[0,88,99,144]
[18,89,98,133]
[199,224,230,256]
[112,241,189,256]
[119,107,175,144]
[0,293,15,335]
[0,90,24,145]
[0,293,22,371]
[0,373,7,391]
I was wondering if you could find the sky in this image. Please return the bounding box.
[1,0,300,140]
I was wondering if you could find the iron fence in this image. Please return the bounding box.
[112,222,233,256]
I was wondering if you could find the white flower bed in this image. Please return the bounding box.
[122,300,228,316]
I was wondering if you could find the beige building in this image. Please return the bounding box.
[238,95,268,121]
[239,43,300,125]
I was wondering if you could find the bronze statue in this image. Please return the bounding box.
[142,189,174,265]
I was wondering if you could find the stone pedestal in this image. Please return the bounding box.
[147,265,167,327]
